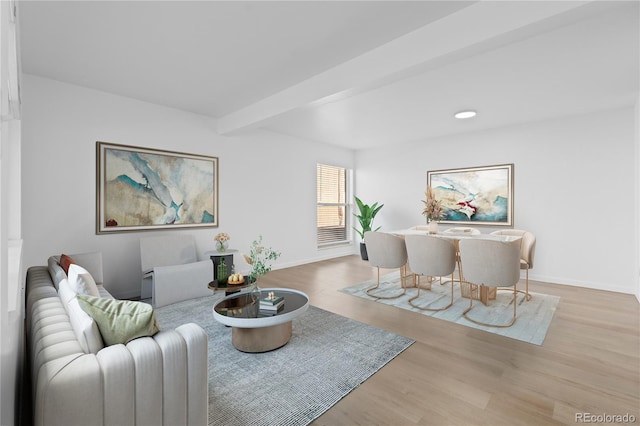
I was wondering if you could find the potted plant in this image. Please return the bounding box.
[241,235,281,313]
[353,196,384,260]
[242,235,281,284]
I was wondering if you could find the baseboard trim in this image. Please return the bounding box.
[529,273,635,296]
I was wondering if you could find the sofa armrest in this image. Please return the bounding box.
[34,324,208,426]
[34,353,103,426]
[175,323,209,426]
[126,324,208,426]
[152,260,213,308]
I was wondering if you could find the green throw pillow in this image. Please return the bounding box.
[76,294,160,346]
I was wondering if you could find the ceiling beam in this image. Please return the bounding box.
[216,0,592,135]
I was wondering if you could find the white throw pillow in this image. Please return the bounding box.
[67,296,105,353]
[58,279,75,313]
[59,279,104,353]
[69,252,104,285]
[67,264,100,297]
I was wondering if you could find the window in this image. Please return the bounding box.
[317,164,350,246]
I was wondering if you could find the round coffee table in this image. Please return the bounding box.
[212,288,309,352]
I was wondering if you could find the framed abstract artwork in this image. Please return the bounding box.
[427,163,514,226]
[96,141,218,234]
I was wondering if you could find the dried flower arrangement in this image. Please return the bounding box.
[422,186,444,221]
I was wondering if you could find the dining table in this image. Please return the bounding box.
[387,227,522,243]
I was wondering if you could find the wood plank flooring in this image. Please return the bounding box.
[259,255,640,426]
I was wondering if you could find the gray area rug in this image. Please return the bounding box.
[155,294,414,426]
[340,271,560,345]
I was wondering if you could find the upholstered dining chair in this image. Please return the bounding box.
[491,229,536,301]
[364,231,409,299]
[459,239,521,327]
[405,234,458,311]
[442,226,481,282]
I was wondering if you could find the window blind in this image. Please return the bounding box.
[317,164,349,245]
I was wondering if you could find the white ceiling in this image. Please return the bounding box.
[18,1,639,150]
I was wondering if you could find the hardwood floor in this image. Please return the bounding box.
[260,255,640,426]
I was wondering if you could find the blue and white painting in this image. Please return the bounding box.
[428,164,513,226]
[97,142,217,233]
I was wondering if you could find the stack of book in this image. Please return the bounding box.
[259,295,284,313]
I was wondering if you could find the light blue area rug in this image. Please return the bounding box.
[340,271,560,345]
[156,295,414,426]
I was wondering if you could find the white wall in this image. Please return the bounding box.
[21,75,355,299]
[355,108,637,295]
[20,75,639,298]
[634,92,640,302]
[0,1,24,424]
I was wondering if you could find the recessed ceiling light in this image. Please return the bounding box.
[454,110,477,119]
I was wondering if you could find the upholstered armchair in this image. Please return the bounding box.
[140,235,213,307]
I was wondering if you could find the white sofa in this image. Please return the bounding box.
[25,252,208,426]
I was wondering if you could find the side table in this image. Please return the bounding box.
[206,249,238,281]
[208,277,251,296]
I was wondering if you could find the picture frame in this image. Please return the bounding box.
[96,141,218,234]
[427,163,513,226]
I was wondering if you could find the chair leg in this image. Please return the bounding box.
[365,267,406,299]
[441,254,464,286]
[462,284,517,328]
[513,285,517,322]
[408,272,454,311]
[499,267,532,301]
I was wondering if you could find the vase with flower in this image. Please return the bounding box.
[242,235,281,314]
[214,232,230,252]
[422,186,444,234]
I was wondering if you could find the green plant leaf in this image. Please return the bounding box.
[352,196,383,240]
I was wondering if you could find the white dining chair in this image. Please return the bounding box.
[405,234,458,311]
[491,229,536,301]
[459,238,521,327]
[364,231,409,299]
[442,226,481,285]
